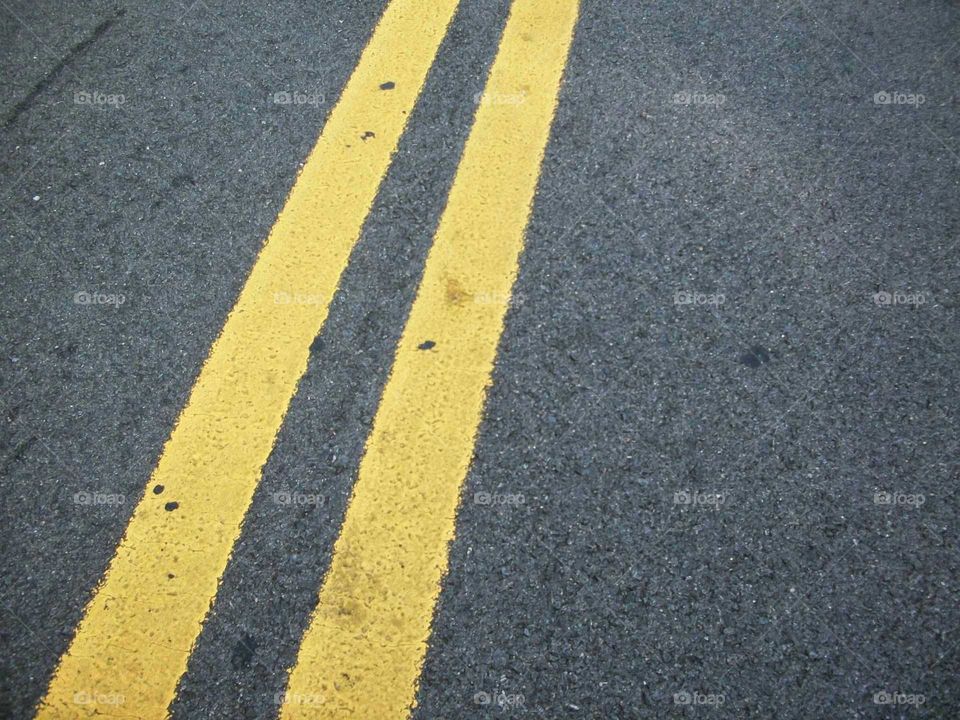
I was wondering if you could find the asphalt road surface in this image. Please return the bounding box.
[2,0,958,718]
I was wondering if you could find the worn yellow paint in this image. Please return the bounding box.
[280,1,580,718]
[35,2,461,717]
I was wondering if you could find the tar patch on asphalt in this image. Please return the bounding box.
[171,173,196,189]
[230,633,257,669]
[739,345,772,369]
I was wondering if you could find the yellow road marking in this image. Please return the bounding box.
[36,1,461,716]
[280,1,580,717]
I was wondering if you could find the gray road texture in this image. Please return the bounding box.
[1,0,958,718]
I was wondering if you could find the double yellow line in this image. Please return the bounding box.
[37,1,579,718]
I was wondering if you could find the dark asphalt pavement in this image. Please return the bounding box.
[2,0,958,718]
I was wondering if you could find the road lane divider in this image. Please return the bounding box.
[36,0,462,716]
[280,1,581,717]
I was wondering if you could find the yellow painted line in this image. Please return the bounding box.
[280,1,580,718]
[36,1,461,717]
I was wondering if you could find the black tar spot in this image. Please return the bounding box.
[171,173,195,189]
[55,342,79,359]
[418,340,436,351]
[164,501,179,511]
[231,633,257,669]
[153,485,164,494]
[739,345,771,368]
[379,81,395,90]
